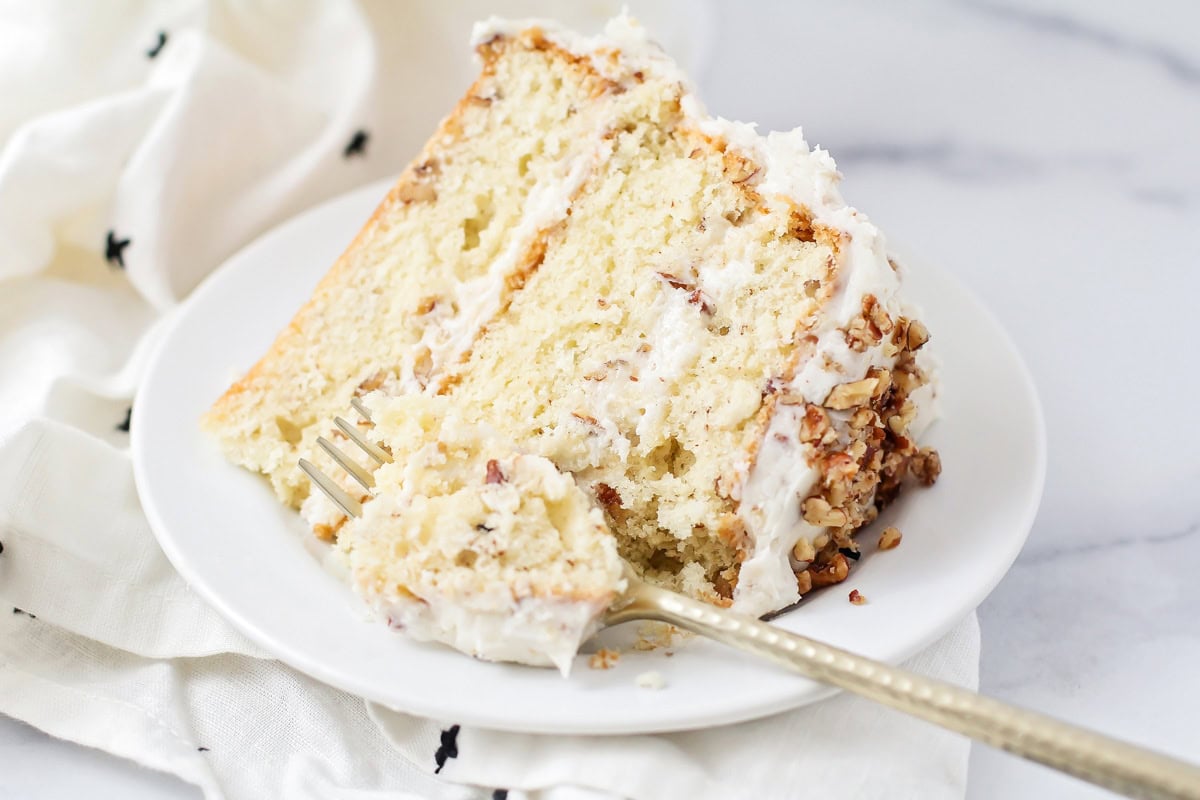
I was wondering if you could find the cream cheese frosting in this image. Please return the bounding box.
[382,590,609,674]
[714,128,920,615]
[478,12,940,618]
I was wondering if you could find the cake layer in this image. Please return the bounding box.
[202,34,635,506]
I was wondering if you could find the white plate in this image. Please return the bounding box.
[132,178,1046,735]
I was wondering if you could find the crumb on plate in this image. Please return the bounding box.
[878,526,902,550]
[589,648,621,670]
[636,671,666,690]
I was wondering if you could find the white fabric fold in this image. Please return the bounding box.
[0,2,976,798]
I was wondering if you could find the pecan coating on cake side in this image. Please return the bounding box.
[792,312,939,594]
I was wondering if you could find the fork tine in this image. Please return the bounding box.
[333,416,392,464]
[316,436,375,489]
[350,396,372,421]
[299,458,363,518]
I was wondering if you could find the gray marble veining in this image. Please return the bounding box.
[962,0,1200,85]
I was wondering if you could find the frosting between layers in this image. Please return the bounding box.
[411,140,610,392]
[401,15,690,403]
[481,13,940,617]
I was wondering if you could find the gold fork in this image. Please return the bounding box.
[301,401,1200,800]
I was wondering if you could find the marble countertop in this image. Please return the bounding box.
[3,1,1198,797]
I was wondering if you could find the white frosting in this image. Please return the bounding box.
[697,258,755,302]
[382,592,607,675]
[636,286,706,441]
[666,105,929,616]
[472,13,683,85]
[908,348,942,440]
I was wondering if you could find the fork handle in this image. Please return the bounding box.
[607,582,1200,800]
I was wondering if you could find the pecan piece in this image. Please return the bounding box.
[801,496,848,528]
[878,526,903,550]
[824,378,879,410]
[809,553,850,587]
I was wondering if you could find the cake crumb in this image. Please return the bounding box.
[589,648,620,670]
[848,589,867,605]
[636,671,666,690]
[878,527,903,550]
[633,621,685,651]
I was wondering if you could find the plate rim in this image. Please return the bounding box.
[132,178,1046,734]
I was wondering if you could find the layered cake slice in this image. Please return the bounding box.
[203,14,940,664]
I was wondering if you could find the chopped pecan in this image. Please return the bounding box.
[906,319,930,351]
[893,362,923,395]
[825,377,879,410]
[791,537,816,563]
[866,366,892,399]
[887,399,917,435]
[656,272,692,291]
[862,294,894,337]
[909,447,942,486]
[412,346,433,389]
[849,407,878,430]
[799,404,830,442]
[688,288,714,314]
[594,482,623,511]
[795,569,814,595]
[809,553,850,587]
[878,526,903,550]
[801,496,848,528]
[355,370,388,396]
[395,179,437,204]
[313,519,344,543]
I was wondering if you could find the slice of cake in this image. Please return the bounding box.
[340,396,625,672]
[202,13,941,662]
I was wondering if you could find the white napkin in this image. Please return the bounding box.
[0,2,979,798]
